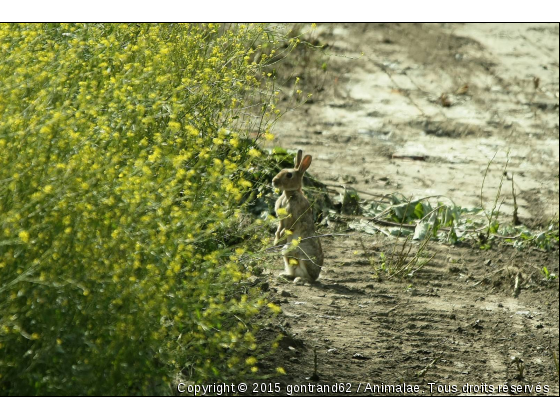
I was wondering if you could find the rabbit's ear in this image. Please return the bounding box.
[298,155,312,174]
[294,150,303,169]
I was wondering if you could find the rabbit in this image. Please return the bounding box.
[272,150,323,284]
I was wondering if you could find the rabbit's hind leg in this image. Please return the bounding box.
[293,261,312,285]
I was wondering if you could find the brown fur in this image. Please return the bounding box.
[272,150,323,283]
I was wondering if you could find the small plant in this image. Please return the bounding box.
[478,150,509,248]
[542,266,557,281]
[511,356,525,380]
[511,174,521,226]
[310,348,320,381]
[375,234,435,281]
[340,188,362,215]
[363,198,436,281]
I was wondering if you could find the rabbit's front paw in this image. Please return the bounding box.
[279,272,295,280]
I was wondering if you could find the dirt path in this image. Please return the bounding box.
[274,23,559,224]
[263,24,559,396]
[267,236,558,395]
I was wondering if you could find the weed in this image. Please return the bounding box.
[362,198,437,281]
[310,348,320,381]
[511,356,525,380]
[542,266,557,281]
[479,150,510,247]
[511,174,521,226]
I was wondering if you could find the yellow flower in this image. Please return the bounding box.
[276,367,286,375]
[267,302,282,314]
[185,125,199,136]
[248,148,260,158]
[168,121,181,132]
[238,179,252,188]
[19,231,30,243]
[245,356,258,366]
[39,126,52,136]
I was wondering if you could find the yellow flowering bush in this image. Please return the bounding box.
[0,23,281,395]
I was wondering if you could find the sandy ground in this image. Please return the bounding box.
[274,23,559,224]
[259,23,559,396]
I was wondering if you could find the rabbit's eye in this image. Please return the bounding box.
[286,173,293,179]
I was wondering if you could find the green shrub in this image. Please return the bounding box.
[0,23,281,395]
